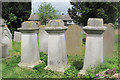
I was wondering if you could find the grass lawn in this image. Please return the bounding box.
[2,34,119,78]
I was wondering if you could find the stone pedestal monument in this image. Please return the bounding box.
[0,18,8,58]
[78,18,106,76]
[18,21,42,68]
[45,20,70,73]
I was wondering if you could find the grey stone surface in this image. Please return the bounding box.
[2,27,12,49]
[0,42,8,58]
[88,18,103,26]
[45,19,70,73]
[21,21,38,29]
[28,14,39,21]
[0,43,2,59]
[0,18,5,44]
[78,18,106,75]
[103,23,114,58]
[14,31,21,42]
[0,18,12,49]
[46,19,64,28]
[18,21,42,68]
[39,25,48,53]
[65,24,83,56]
[0,27,2,43]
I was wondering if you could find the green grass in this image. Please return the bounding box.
[2,34,119,78]
[8,41,21,56]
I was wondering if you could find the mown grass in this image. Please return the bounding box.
[2,34,119,78]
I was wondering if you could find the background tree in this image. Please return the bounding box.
[37,2,59,25]
[2,2,31,36]
[68,2,119,26]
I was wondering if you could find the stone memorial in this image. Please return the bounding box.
[14,31,21,42]
[0,18,12,49]
[78,18,106,75]
[103,23,114,58]
[0,18,8,58]
[39,25,48,53]
[0,18,5,42]
[0,42,8,58]
[18,21,42,68]
[45,19,70,73]
[2,26,12,49]
[65,24,82,55]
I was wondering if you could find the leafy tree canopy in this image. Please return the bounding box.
[37,2,59,25]
[68,2,120,26]
[2,2,31,35]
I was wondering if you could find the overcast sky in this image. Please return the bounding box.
[31,0,72,14]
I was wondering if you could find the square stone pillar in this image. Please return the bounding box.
[78,18,106,76]
[45,20,70,73]
[18,21,42,68]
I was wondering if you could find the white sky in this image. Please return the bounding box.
[31,0,72,14]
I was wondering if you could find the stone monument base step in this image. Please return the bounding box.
[78,69,86,77]
[18,60,42,69]
[44,64,70,74]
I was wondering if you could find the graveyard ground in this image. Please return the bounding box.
[2,34,120,78]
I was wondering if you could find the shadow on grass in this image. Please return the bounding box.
[72,60,83,70]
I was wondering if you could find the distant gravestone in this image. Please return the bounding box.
[65,24,82,55]
[39,25,48,53]
[14,31,21,42]
[103,23,114,58]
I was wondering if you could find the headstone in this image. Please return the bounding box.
[78,18,106,76]
[103,23,114,58]
[39,25,48,53]
[14,31,21,42]
[45,19,70,73]
[18,21,42,68]
[0,42,8,58]
[2,26,12,49]
[65,24,82,55]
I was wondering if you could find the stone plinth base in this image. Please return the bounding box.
[18,60,42,69]
[78,69,86,77]
[44,64,70,73]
